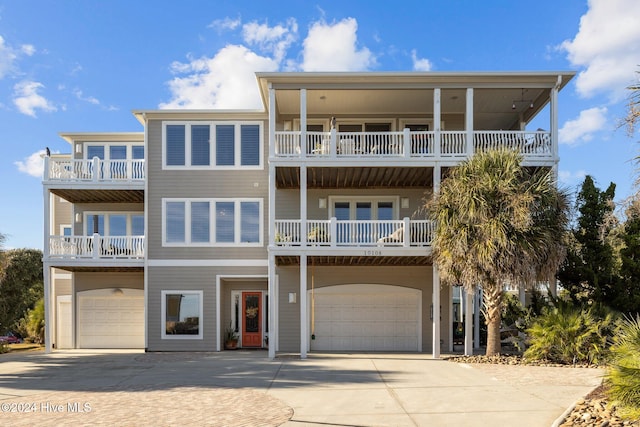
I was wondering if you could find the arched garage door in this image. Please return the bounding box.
[310,284,421,351]
[78,288,144,349]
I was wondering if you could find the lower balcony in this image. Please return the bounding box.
[274,218,433,248]
[48,235,145,260]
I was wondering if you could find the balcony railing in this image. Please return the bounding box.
[44,157,145,182]
[48,235,145,259]
[273,129,551,160]
[274,218,434,248]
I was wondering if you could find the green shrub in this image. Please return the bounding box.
[524,301,618,365]
[606,314,640,420]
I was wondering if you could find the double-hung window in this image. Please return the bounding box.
[163,122,262,169]
[163,198,262,246]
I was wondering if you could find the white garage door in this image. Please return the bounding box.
[310,284,421,351]
[78,288,144,349]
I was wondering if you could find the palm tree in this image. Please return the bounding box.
[430,149,569,356]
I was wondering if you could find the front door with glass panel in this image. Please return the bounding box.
[242,292,262,347]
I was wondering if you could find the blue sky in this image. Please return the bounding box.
[1,0,639,250]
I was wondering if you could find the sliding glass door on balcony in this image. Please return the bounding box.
[85,144,145,179]
[85,213,144,256]
[332,199,396,245]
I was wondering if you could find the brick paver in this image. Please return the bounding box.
[0,351,293,426]
[1,386,293,426]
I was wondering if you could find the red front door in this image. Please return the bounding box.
[242,292,262,347]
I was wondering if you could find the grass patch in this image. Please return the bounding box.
[2,343,44,353]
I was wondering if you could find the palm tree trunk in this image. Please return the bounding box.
[484,284,503,356]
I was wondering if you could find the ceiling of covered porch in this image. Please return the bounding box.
[276,166,433,189]
[273,87,549,131]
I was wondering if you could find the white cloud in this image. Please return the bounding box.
[208,17,241,32]
[161,17,375,108]
[242,19,298,62]
[301,18,375,71]
[13,80,57,117]
[559,0,640,99]
[0,35,18,79]
[21,44,35,56]
[558,169,588,189]
[15,149,50,178]
[559,107,608,145]
[73,88,100,105]
[411,50,432,72]
[160,45,278,109]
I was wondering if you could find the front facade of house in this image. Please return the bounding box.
[42,71,574,357]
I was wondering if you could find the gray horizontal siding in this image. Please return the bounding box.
[74,271,144,293]
[146,119,270,260]
[276,265,440,352]
[276,188,429,220]
[146,265,267,352]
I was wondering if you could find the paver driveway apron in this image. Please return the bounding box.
[0,350,603,427]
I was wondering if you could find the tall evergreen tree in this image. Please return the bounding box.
[0,249,43,332]
[612,201,640,315]
[558,176,618,306]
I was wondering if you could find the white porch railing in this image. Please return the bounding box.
[45,157,146,182]
[274,218,434,248]
[273,129,552,160]
[474,131,551,156]
[48,235,145,259]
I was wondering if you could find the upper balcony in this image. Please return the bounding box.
[258,72,574,169]
[46,234,145,268]
[44,157,145,184]
[43,156,145,204]
[273,129,551,165]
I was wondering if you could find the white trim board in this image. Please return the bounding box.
[148,259,268,267]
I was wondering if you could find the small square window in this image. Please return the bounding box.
[162,291,203,339]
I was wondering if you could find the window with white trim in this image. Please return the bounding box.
[84,212,144,236]
[163,122,262,169]
[163,199,263,246]
[329,196,398,220]
[161,290,203,339]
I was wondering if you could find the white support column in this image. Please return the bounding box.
[550,76,561,178]
[466,88,474,156]
[300,89,307,157]
[300,166,307,246]
[433,165,441,195]
[474,288,480,349]
[268,253,276,359]
[216,277,221,352]
[432,164,442,358]
[268,84,276,159]
[464,290,473,356]
[519,283,526,306]
[433,88,441,158]
[432,265,441,359]
[300,254,308,359]
[269,164,276,247]
[448,285,453,352]
[43,188,52,353]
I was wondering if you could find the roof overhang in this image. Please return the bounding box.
[256,71,575,94]
[131,109,268,125]
[59,132,144,145]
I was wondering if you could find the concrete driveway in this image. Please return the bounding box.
[0,350,603,426]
